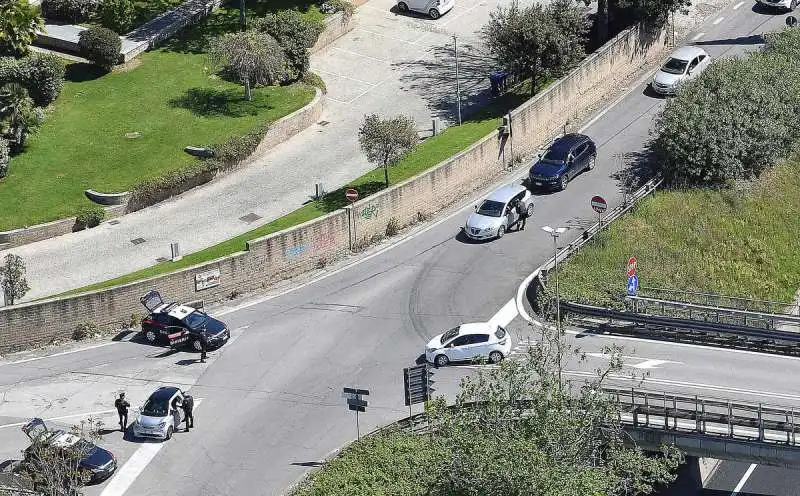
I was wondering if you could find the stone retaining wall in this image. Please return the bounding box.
[0,23,668,353]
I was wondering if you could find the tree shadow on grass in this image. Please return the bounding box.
[65,63,108,82]
[168,87,272,117]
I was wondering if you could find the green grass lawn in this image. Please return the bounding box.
[59,84,534,296]
[556,157,800,307]
[0,6,316,231]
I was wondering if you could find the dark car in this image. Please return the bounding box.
[21,418,117,484]
[528,133,597,191]
[139,290,230,352]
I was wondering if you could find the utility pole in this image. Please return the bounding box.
[239,0,246,31]
[453,34,462,126]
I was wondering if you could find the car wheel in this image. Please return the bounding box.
[496,225,505,239]
[526,204,534,217]
[397,1,409,11]
[435,354,449,367]
[586,155,596,171]
[145,330,158,343]
[429,7,440,18]
[165,426,173,441]
[191,338,203,352]
[559,176,568,191]
[489,351,503,364]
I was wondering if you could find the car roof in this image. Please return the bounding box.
[150,386,181,401]
[668,45,707,61]
[458,322,496,335]
[549,133,589,152]
[166,305,197,320]
[486,183,527,203]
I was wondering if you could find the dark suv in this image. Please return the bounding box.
[528,133,597,191]
[139,290,230,351]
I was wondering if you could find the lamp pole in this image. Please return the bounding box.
[542,226,568,327]
[453,34,462,126]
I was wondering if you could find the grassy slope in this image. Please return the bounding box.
[0,6,315,230]
[557,157,800,306]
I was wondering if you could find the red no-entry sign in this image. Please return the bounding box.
[590,195,607,214]
[345,188,358,202]
[626,257,637,277]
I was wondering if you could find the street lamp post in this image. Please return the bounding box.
[453,34,462,126]
[541,226,568,327]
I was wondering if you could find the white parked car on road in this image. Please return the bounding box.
[425,323,511,367]
[132,386,185,441]
[464,183,534,240]
[396,0,454,19]
[651,46,711,95]
[756,0,797,11]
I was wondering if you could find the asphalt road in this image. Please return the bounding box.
[3,1,800,495]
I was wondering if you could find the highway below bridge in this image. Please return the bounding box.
[1,1,799,495]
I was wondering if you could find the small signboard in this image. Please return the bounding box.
[626,257,637,277]
[590,195,607,214]
[345,188,359,202]
[195,269,221,291]
[627,274,639,296]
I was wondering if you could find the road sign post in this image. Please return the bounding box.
[345,188,359,249]
[626,256,638,297]
[343,386,369,440]
[403,364,436,421]
[590,195,607,229]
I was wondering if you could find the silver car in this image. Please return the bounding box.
[464,184,534,240]
[651,46,711,96]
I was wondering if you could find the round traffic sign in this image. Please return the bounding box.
[345,188,358,202]
[626,257,637,277]
[590,195,607,214]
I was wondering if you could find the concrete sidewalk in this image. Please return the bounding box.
[1,0,533,302]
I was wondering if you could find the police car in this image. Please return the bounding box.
[139,290,230,352]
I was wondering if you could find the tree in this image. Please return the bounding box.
[0,253,29,305]
[251,10,325,81]
[482,0,589,96]
[77,27,121,72]
[0,82,43,152]
[0,0,44,56]
[208,30,287,101]
[358,113,417,188]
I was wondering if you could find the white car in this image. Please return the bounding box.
[396,0,454,19]
[465,183,534,240]
[756,0,797,11]
[651,46,711,96]
[132,386,185,441]
[425,323,511,367]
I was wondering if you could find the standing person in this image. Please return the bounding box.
[182,393,194,432]
[114,392,130,432]
[171,396,182,431]
[199,339,207,363]
[514,199,528,231]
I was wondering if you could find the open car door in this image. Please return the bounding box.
[140,290,165,314]
[21,418,48,442]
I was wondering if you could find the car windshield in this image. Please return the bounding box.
[661,57,688,75]
[184,311,208,329]
[141,397,169,417]
[541,147,569,164]
[440,327,460,344]
[476,200,504,217]
[74,439,94,454]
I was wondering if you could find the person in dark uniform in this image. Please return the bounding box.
[199,339,207,363]
[114,392,130,432]
[182,393,194,432]
[514,199,528,231]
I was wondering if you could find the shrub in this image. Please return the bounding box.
[0,0,44,56]
[385,217,400,237]
[300,71,326,93]
[0,57,19,85]
[0,82,45,152]
[0,138,9,178]
[99,0,136,34]
[78,27,121,71]
[41,0,98,23]
[75,203,106,228]
[320,0,356,23]
[72,322,98,340]
[251,11,325,80]
[18,54,65,106]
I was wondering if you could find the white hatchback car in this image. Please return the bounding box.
[651,46,711,95]
[396,0,454,19]
[464,183,534,240]
[132,386,185,441]
[425,323,511,367]
[756,0,797,11]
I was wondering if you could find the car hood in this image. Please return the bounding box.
[466,213,503,230]
[136,414,167,427]
[80,445,114,469]
[653,70,684,87]
[426,334,445,350]
[530,161,566,177]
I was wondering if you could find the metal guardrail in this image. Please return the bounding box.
[607,387,800,446]
[625,295,800,331]
[639,287,799,315]
[561,300,800,356]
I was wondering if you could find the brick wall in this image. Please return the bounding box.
[0,205,125,249]
[0,23,667,353]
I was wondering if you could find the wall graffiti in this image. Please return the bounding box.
[313,232,337,252]
[360,204,379,219]
[284,244,309,258]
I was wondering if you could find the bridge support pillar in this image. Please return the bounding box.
[660,457,720,495]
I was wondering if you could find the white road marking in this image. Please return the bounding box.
[585,353,682,369]
[313,68,376,86]
[733,1,744,8]
[713,16,725,24]
[629,359,675,369]
[731,464,757,495]
[488,298,518,328]
[356,28,425,46]
[100,399,203,496]
[331,46,390,64]
[692,32,705,40]
[0,409,117,429]
[0,342,117,367]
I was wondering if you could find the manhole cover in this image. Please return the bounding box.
[109,220,120,225]
[318,121,330,126]
[125,132,142,139]
[239,213,262,223]
[130,237,146,245]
